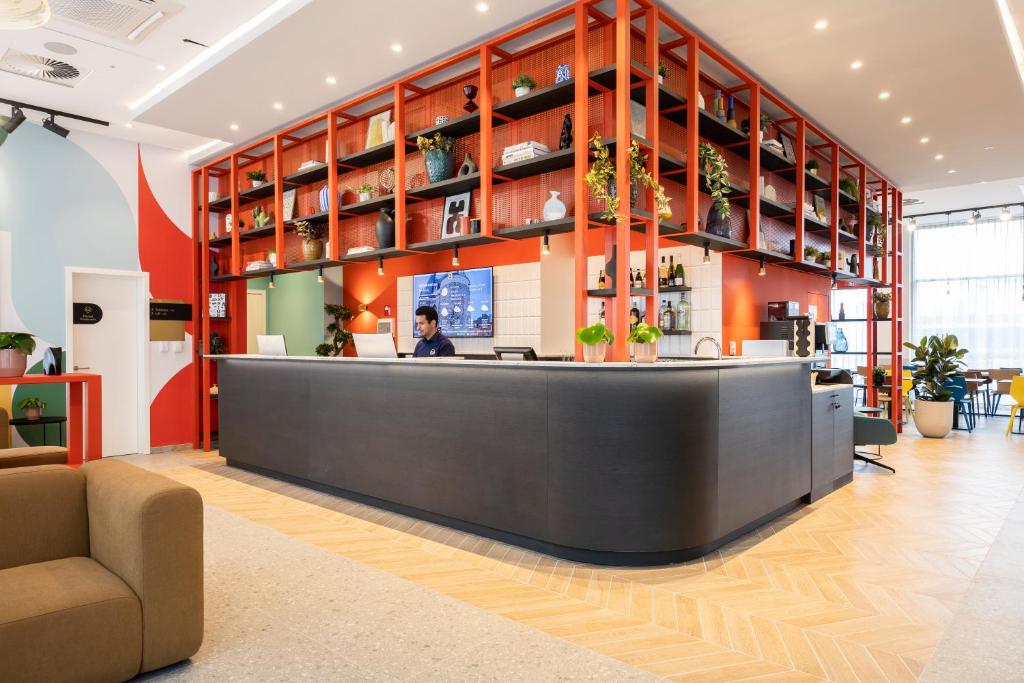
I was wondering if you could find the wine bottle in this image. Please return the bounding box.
[598,269,606,289]
[659,256,668,287]
[675,262,685,287]
[629,269,635,287]
[630,304,640,330]
[676,297,690,331]
[638,269,646,289]
[598,301,606,324]
[668,255,676,286]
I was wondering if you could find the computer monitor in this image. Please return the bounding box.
[493,346,538,361]
[256,335,287,356]
[353,333,398,358]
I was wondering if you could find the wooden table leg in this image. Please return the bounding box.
[86,375,102,461]
[68,382,83,466]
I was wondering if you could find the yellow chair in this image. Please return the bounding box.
[1006,376,1024,436]
[902,369,914,419]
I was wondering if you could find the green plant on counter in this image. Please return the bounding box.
[584,134,672,223]
[293,220,325,241]
[575,322,614,346]
[415,132,454,153]
[17,397,46,411]
[903,334,968,402]
[698,142,731,219]
[251,206,271,229]
[209,332,225,356]
[315,303,355,357]
[805,159,820,173]
[511,73,535,90]
[872,289,891,304]
[246,170,266,182]
[627,322,663,345]
[871,366,888,388]
[0,332,35,355]
[839,176,859,200]
[658,63,668,78]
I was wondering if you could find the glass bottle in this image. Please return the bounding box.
[630,304,640,331]
[659,256,668,287]
[598,301,606,325]
[660,300,674,331]
[668,255,676,286]
[833,327,849,353]
[598,269,606,289]
[676,297,690,331]
[674,262,685,287]
[838,302,846,320]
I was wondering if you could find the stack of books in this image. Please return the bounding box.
[501,141,549,164]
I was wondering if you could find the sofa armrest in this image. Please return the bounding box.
[0,465,88,570]
[81,460,203,673]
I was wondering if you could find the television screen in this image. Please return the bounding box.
[412,267,493,338]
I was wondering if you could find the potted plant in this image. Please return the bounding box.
[17,397,46,420]
[294,220,326,261]
[512,73,535,97]
[871,366,888,389]
[355,182,374,203]
[803,245,819,262]
[657,64,668,84]
[870,213,885,251]
[628,322,663,363]
[576,322,613,363]
[903,334,968,438]
[585,134,672,223]
[805,159,820,176]
[247,170,266,188]
[209,332,226,356]
[251,206,271,230]
[873,289,891,319]
[839,176,859,200]
[0,332,35,377]
[416,132,455,183]
[759,114,772,142]
[315,303,354,357]
[816,249,830,265]
[698,142,732,220]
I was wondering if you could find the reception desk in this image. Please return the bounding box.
[212,354,846,566]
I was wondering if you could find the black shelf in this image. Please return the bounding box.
[287,210,331,225]
[493,148,574,182]
[732,247,792,264]
[776,168,830,194]
[780,259,830,274]
[832,318,868,322]
[342,247,412,262]
[338,141,395,170]
[587,288,654,297]
[587,61,651,95]
[239,267,286,280]
[803,214,831,233]
[587,210,683,236]
[205,197,231,213]
[838,188,859,211]
[669,230,749,252]
[600,136,685,176]
[407,234,499,252]
[236,226,276,241]
[835,228,858,242]
[283,162,343,186]
[210,274,242,282]
[284,258,344,272]
[492,79,575,120]
[407,111,480,142]
[661,329,692,336]
[759,144,793,172]
[340,194,395,216]
[238,180,297,206]
[699,109,748,148]
[494,217,575,239]
[209,235,232,247]
[406,172,480,200]
[660,285,692,293]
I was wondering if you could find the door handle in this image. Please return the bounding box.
[74,366,91,370]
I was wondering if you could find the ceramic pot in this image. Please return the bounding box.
[375,208,395,249]
[582,342,606,364]
[633,341,658,363]
[514,86,532,97]
[874,301,890,319]
[0,349,27,378]
[319,185,341,212]
[358,191,372,202]
[24,407,41,420]
[657,75,664,84]
[302,239,323,261]
[543,191,567,221]
[913,399,953,438]
[251,180,263,188]
[809,168,819,176]
[424,149,453,184]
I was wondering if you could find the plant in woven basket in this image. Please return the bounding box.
[698,142,731,219]
[315,303,354,357]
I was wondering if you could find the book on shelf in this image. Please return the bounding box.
[503,140,549,154]
[346,245,375,255]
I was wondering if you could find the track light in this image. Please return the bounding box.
[541,230,550,256]
[452,244,460,267]
[43,114,69,138]
[906,216,916,231]
[2,107,25,134]
[702,241,711,264]
[831,272,838,290]
[968,209,980,224]
[377,256,384,276]
[1000,206,1012,221]
[317,267,324,284]
[758,256,766,276]
[268,274,276,289]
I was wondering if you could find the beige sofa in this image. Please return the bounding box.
[0,460,203,682]
[0,407,67,468]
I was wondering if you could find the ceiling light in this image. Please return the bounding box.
[919,137,929,143]
[850,60,863,70]
[1001,206,1012,221]
[124,123,133,128]
[475,2,489,12]
[814,19,828,30]
[968,209,980,223]
[703,241,711,264]
[906,216,917,231]
[900,116,912,124]
[377,256,384,276]
[156,64,166,71]
[878,91,890,100]
[229,123,239,131]
[0,0,51,30]
[391,43,403,53]
[2,107,26,134]
[934,153,944,160]
[325,76,336,85]
[186,139,224,157]
[758,256,766,276]
[541,231,550,256]
[984,145,995,151]
[127,10,164,41]
[452,244,460,266]
[273,102,283,110]
[947,169,956,174]
[42,115,69,138]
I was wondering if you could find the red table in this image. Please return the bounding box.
[1,373,102,465]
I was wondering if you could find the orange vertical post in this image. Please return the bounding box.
[200,166,211,451]
[273,134,285,263]
[394,82,408,252]
[573,2,589,361]
[85,375,102,461]
[858,163,867,279]
[610,0,631,361]
[327,111,340,260]
[892,186,903,430]
[830,143,842,272]
[684,37,699,238]
[747,84,760,248]
[230,155,240,276]
[479,44,494,237]
[794,119,806,265]
[68,381,83,465]
[880,179,890,284]
[190,170,200,449]
[644,4,659,324]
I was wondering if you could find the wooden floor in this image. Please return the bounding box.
[162,419,1024,682]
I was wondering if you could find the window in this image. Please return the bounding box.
[911,214,1024,368]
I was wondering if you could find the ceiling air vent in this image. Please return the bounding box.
[47,0,182,45]
[0,49,88,88]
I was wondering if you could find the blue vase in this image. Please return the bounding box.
[833,328,849,353]
[318,184,341,212]
[424,149,453,184]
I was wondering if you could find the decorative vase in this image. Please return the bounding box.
[210,260,219,276]
[582,342,606,363]
[358,191,372,202]
[319,184,341,212]
[514,86,532,97]
[463,85,479,113]
[558,114,573,150]
[302,239,324,261]
[424,149,453,184]
[24,407,41,420]
[375,208,396,248]
[457,152,478,177]
[633,341,658,363]
[913,400,954,438]
[833,328,849,352]
[0,349,28,378]
[657,75,664,85]
[874,301,890,319]
[543,191,567,221]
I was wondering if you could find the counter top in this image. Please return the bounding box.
[208,354,814,370]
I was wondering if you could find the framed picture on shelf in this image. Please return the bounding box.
[442,192,471,239]
[365,111,391,148]
[780,134,796,162]
[208,293,227,319]
[813,195,828,222]
[282,189,296,221]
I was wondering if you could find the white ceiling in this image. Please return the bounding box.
[905,175,1024,215]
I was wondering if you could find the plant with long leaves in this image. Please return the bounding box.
[903,334,968,402]
[0,332,35,355]
[585,134,671,223]
[576,322,614,346]
[698,142,731,219]
[315,303,354,357]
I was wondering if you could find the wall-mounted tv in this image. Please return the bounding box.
[412,267,493,338]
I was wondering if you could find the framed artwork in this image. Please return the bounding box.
[209,293,227,319]
[365,111,391,148]
[442,192,472,239]
[781,134,796,162]
[282,188,297,221]
[813,195,827,222]
[377,318,394,336]
[225,213,233,233]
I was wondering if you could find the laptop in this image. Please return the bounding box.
[352,333,398,358]
[256,335,287,356]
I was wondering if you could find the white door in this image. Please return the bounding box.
[69,270,148,456]
[247,290,267,353]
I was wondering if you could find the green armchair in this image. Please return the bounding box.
[854,412,897,473]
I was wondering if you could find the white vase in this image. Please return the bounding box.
[698,91,705,110]
[583,342,606,363]
[913,400,954,438]
[515,86,532,97]
[251,180,262,188]
[359,191,372,202]
[543,191,567,221]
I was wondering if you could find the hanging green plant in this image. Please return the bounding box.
[698,142,731,220]
[584,134,672,224]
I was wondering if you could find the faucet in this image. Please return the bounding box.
[694,337,722,360]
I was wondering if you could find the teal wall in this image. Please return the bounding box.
[249,271,325,356]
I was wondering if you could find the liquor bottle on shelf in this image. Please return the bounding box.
[674,262,686,287]
[714,88,725,121]
[676,297,690,331]
[638,269,645,289]
[629,304,640,331]
[659,256,668,287]
[598,269,606,289]
[838,303,846,320]
[660,300,675,331]
[629,269,635,288]
[668,255,675,286]
[598,301,606,324]
[727,95,736,129]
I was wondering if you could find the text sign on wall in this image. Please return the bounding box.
[72,303,103,325]
[149,302,192,321]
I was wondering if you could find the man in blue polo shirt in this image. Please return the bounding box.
[413,305,456,357]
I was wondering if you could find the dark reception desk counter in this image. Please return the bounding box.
[212,354,848,566]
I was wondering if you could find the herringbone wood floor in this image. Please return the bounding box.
[163,420,1023,681]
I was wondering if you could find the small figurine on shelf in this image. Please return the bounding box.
[555,63,570,83]
[457,152,478,177]
[558,114,573,150]
[726,95,736,128]
[463,84,479,113]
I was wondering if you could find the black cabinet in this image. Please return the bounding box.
[810,386,854,501]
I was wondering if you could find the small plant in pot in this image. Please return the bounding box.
[576,322,614,363]
[17,397,46,421]
[315,303,354,357]
[247,170,267,188]
[628,322,663,363]
[512,73,535,97]
[903,334,968,438]
[759,113,772,142]
[803,245,819,262]
[294,220,326,261]
[657,63,668,84]
[839,176,859,200]
[871,366,888,390]
[805,158,820,176]
[816,249,830,265]
[416,132,455,184]
[355,182,374,203]
[873,289,891,319]
[0,332,35,378]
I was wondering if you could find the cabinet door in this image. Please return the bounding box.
[833,388,854,482]
[810,391,837,500]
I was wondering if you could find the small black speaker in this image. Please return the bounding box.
[43,347,62,375]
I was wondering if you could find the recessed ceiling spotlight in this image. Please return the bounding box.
[325,75,336,85]
[229,123,239,131]
[475,2,489,12]
[391,43,403,53]
[919,137,929,143]
[273,102,283,110]
[1000,206,1012,221]
[900,116,912,124]
[934,153,944,160]
[814,19,828,30]
[850,60,863,70]
[124,123,133,128]
[878,91,891,100]
[156,64,166,71]
[947,169,957,174]
[984,145,995,150]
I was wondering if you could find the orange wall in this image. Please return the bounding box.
[722,254,831,355]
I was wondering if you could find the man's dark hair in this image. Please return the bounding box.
[415,305,439,325]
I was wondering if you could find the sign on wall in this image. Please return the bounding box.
[149,299,189,342]
[72,302,103,325]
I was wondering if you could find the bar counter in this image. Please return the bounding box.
[211,354,839,566]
